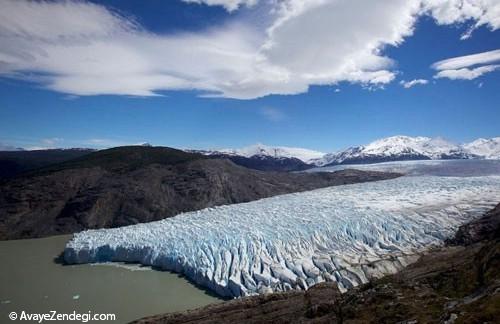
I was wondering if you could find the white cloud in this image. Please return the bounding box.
[432,49,500,70]
[421,0,500,37]
[434,65,500,80]
[432,49,500,80]
[0,0,499,99]
[83,138,147,148]
[260,0,418,90]
[182,0,258,12]
[400,79,428,88]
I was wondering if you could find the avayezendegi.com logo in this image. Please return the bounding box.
[8,310,116,322]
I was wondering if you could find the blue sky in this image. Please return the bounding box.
[0,0,499,152]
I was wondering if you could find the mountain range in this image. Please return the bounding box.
[187,144,324,172]
[1,136,499,175]
[192,136,500,170]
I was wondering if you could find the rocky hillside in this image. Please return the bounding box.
[134,203,500,324]
[0,148,94,180]
[193,151,313,172]
[0,146,399,240]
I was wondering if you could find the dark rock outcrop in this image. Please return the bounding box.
[450,203,500,245]
[208,153,313,172]
[0,146,400,240]
[133,203,500,324]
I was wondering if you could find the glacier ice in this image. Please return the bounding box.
[64,176,500,297]
[308,159,500,177]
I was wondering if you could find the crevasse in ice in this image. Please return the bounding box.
[64,176,500,297]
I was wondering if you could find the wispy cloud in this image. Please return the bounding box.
[83,138,148,148]
[0,0,499,99]
[259,106,287,122]
[434,65,499,80]
[0,142,23,151]
[0,137,148,150]
[18,137,65,150]
[400,79,428,88]
[182,0,258,12]
[432,49,500,70]
[41,137,64,146]
[432,49,500,80]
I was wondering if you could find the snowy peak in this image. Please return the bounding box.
[318,136,484,166]
[463,137,500,159]
[362,136,461,158]
[191,136,500,169]
[235,144,325,163]
[198,143,325,164]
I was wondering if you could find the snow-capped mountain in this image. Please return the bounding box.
[315,136,489,167]
[362,136,463,159]
[201,143,325,164]
[189,144,325,172]
[190,136,500,170]
[463,137,500,159]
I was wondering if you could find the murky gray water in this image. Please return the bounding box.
[0,235,220,323]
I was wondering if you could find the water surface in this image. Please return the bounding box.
[0,235,220,323]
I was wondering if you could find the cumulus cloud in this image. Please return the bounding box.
[421,0,500,38]
[0,0,499,99]
[400,79,428,88]
[432,49,500,80]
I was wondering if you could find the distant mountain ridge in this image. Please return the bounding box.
[191,136,500,169]
[218,144,325,163]
[314,136,491,167]
[2,136,499,174]
[463,137,500,159]
[187,144,325,172]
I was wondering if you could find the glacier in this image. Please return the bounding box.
[308,159,500,177]
[64,175,500,298]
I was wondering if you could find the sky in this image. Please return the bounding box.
[0,0,499,152]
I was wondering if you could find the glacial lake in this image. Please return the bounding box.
[0,235,221,323]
